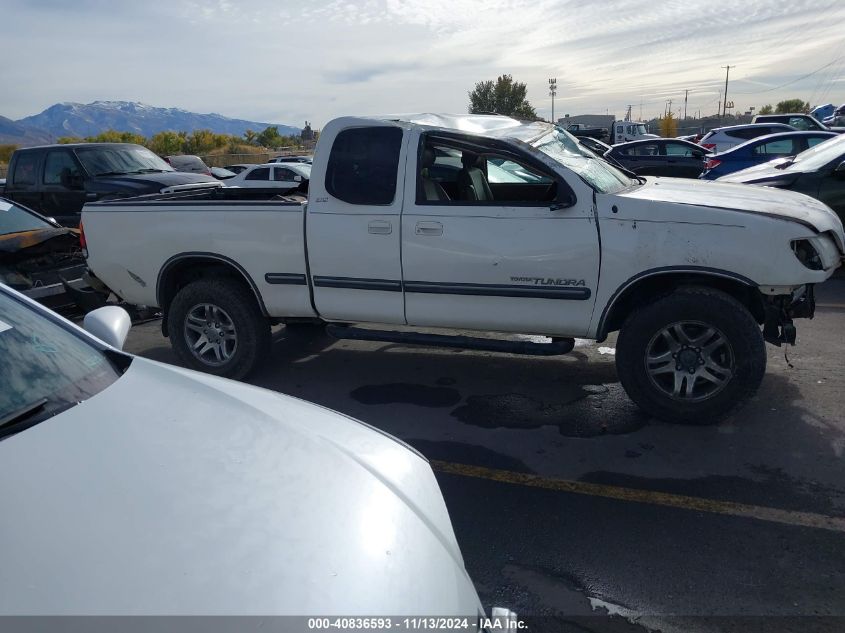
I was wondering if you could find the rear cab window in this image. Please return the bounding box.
[12,153,38,185]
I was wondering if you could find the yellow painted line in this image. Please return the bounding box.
[431,460,845,533]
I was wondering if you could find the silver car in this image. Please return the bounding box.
[0,285,511,619]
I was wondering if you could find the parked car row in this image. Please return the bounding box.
[700,131,837,179]
[2,143,219,226]
[717,133,845,220]
[598,122,843,191]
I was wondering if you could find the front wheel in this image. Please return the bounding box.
[615,287,766,424]
[169,278,270,380]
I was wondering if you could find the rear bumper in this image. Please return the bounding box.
[21,273,107,314]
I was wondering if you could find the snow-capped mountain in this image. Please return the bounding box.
[14,101,300,140]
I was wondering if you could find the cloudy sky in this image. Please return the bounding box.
[3,0,845,126]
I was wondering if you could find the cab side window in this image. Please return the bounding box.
[326,127,403,205]
[44,151,82,186]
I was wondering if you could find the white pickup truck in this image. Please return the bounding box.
[82,113,845,423]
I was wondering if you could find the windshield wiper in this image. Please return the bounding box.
[133,168,170,173]
[0,399,76,441]
[775,159,795,170]
[95,170,130,176]
[0,398,48,438]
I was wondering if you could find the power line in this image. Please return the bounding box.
[732,54,845,95]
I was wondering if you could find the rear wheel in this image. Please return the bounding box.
[169,278,270,379]
[616,287,766,424]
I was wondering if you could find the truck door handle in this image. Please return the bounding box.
[368,220,392,235]
[415,221,443,236]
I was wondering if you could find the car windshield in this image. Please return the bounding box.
[75,145,174,176]
[533,128,637,193]
[0,199,54,235]
[0,290,126,439]
[787,134,845,171]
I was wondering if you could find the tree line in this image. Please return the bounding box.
[53,126,312,156]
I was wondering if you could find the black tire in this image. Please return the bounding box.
[615,287,766,424]
[169,277,270,380]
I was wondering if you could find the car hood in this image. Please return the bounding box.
[0,358,480,615]
[616,176,844,238]
[92,171,217,192]
[714,157,804,183]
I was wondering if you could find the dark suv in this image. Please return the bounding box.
[3,143,217,226]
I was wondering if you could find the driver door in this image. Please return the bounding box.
[401,132,600,336]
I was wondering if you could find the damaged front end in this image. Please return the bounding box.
[762,284,815,346]
[0,228,105,313]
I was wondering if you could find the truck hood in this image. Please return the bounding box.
[0,358,480,615]
[616,176,844,238]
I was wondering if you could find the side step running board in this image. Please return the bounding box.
[326,325,575,356]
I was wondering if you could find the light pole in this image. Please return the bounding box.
[722,65,735,118]
[548,78,557,123]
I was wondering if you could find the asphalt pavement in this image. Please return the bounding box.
[122,277,845,632]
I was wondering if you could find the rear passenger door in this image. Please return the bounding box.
[751,138,798,162]
[243,166,271,187]
[306,124,409,323]
[272,166,301,192]
[662,142,706,178]
[627,143,661,175]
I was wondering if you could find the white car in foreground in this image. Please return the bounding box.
[0,284,509,620]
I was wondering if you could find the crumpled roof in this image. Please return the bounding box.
[377,113,555,143]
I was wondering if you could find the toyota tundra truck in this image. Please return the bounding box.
[81,113,845,423]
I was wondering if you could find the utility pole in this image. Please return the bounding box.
[625,105,633,122]
[683,89,689,120]
[722,65,735,118]
[548,78,557,124]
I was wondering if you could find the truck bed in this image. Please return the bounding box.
[82,189,315,318]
